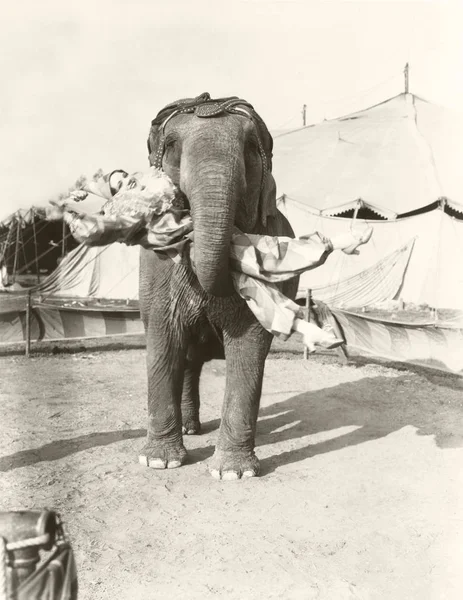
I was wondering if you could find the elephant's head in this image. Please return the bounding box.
[147,93,278,297]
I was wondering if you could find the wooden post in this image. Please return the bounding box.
[25,290,32,357]
[303,288,312,360]
[404,63,409,94]
[302,104,307,127]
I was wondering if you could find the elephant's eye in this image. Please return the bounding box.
[164,136,181,166]
[245,138,261,169]
[163,135,181,172]
[247,137,259,153]
[164,135,178,150]
[248,138,259,150]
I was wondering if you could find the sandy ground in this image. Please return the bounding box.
[0,348,462,600]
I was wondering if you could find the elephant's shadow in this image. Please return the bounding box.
[1,374,461,476]
[196,373,463,475]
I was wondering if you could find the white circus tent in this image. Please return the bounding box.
[272,92,463,311]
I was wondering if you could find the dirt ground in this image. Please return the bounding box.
[0,347,462,600]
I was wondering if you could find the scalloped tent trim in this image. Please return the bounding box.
[277,195,463,221]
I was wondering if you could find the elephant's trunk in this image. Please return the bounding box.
[184,139,243,297]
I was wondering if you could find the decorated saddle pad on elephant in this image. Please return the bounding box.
[60,168,331,339]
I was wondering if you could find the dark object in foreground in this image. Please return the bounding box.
[0,510,77,600]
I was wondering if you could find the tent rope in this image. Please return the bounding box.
[100,263,139,299]
[434,208,446,320]
[14,230,75,276]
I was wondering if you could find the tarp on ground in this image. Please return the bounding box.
[272,93,463,219]
[332,308,463,375]
[0,304,143,345]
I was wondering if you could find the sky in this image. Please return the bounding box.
[1,0,462,218]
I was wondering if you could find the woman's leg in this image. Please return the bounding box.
[292,317,344,353]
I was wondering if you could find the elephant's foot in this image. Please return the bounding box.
[209,449,260,480]
[182,417,201,435]
[138,439,187,469]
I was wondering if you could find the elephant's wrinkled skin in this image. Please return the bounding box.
[139,99,298,479]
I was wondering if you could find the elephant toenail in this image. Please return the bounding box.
[167,460,182,469]
[210,469,221,480]
[147,458,167,469]
[222,471,240,481]
[242,470,256,478]
[139,455,149,467]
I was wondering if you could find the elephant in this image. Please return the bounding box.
[138,93,298,480]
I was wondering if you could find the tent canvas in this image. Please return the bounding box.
[272,93,463,219]
[37,242,139,300]
[278,199,463,311]
[271,92,463,312]
[35,203,463,310]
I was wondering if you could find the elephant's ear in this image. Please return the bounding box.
[148,96,202,167]
[147,126,164,168]
[259,173,278,227]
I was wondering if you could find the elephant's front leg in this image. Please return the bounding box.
[139,316,188,469]
[210,318,273,480]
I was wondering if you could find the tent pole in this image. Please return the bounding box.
[61,218,66,258]
[2,221,13,277]
[404,63,409,94]
[32,215,40,284]
[12,215,21,284]
[303,289,312,360]
[302,104,307,127]
[25,290,32,357]
[351,199,361,230]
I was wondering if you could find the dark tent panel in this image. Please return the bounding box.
[0,208,79,285]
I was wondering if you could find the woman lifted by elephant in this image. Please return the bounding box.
[52,94,372,480]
